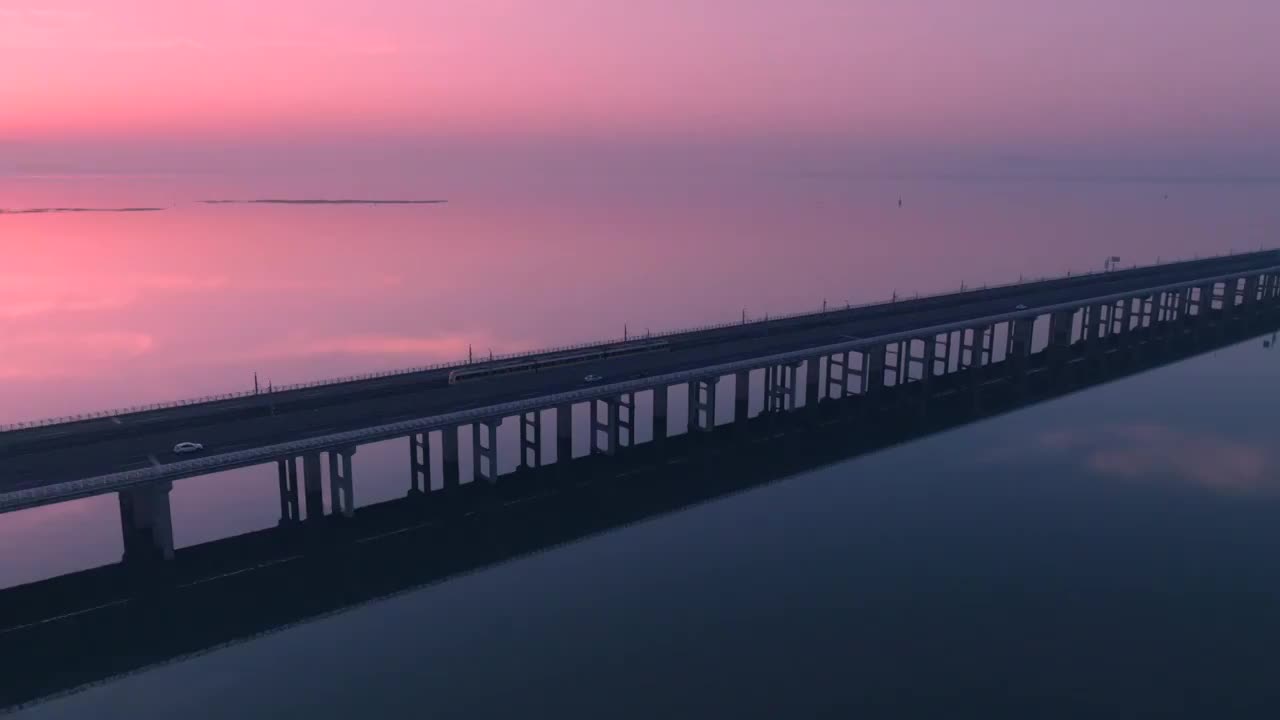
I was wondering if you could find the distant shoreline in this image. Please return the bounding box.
[199,199,447,205]
[0,207,165,215]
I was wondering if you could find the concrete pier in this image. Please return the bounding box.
[765,363,800,412]
[1243,276,1260,309]
[473,420,499,483]
[930,332,951,378]
[1048,310,1074,348]
[618,393,635,448]
[409,433,429,495]
[442,426,460,488]
[520,411,542,470]
[734,370,750,421]
[327,447,355,518]
[804,357,820,407]
[885,342,904,386]
[591,398,620,455]
[1009,317,1034,374]
[825,352,847,401]
[556,403,573,461]
[1086,303,1106,344]
[1140,295,1155,329]
[652,387,668,442]
[303,453,324,521]
[864,345,886,395]
[118,482,174,563]
[688,378,717,432]
[960,325,990,369]
[277,457,300,524]
[905,338,928,384]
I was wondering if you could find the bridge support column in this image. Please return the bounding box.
[520,411,542,470]
[765,363,800,412]
[1167,290,1181,325]
[409,432,429,495]
[1111,299,1131,335]
[1048,310,1074,348]
[689,377,718,432]
[442,426,461,488]
[618,393,635,448]
[863,345,886,397]
[930,332,951,378]
[519,409,540,471]
[1201,283,1218,315]
[1244,275,1260,309]
[847,351,865,397]
[473,420,499,483]
[884,342,903,386]
[902,338,926,385]
[1010,317,1034,372]
[1085,303,1106,344]
[1110,300,1129,349]
[1162,292,1180,342]
[1008,316,1039,386]
[1265,274,1278,301]
[1047,310,1075,372]
[303,453,324,521]
[591,398,620,455]
[1170,289,1186,324]
[734,370,750,421]
[556,403,573,460]
[328,447,355,518]
[277,457,301,524]
[804,358,820,407]
[652,388,668,442]
[1139,295,1155,333]
[962,326,991,403]
[119,481,174,563]
[825,353,847,401]
[786,362,800,408]
[960,325,992,369]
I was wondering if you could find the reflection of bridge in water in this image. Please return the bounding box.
[2,288,1278,710]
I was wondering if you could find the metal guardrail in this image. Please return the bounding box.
[2,249,1272,433]
[4,261,1277,514]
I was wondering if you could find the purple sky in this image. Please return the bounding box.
[2,0,1278,176]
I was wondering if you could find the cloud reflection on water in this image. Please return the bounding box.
[1030,422,1275,494]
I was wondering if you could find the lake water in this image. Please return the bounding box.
[3,172,1280,716]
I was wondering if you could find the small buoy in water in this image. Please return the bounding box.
[898,198,903,207]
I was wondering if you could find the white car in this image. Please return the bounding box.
[173,442,204,454]
[1015,304,1029,310]
[583,374,603,383]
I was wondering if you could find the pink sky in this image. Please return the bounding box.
[3,0,1279,165]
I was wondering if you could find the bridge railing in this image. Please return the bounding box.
[0,250,1266,433]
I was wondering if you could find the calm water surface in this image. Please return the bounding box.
[3,174,1279,716]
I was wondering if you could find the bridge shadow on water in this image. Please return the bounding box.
[1,311,1279,710]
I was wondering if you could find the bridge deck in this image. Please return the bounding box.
[2,250,1277,493]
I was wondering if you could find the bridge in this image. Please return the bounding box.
[1,302,1277,711]
[1,250,1279,564]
